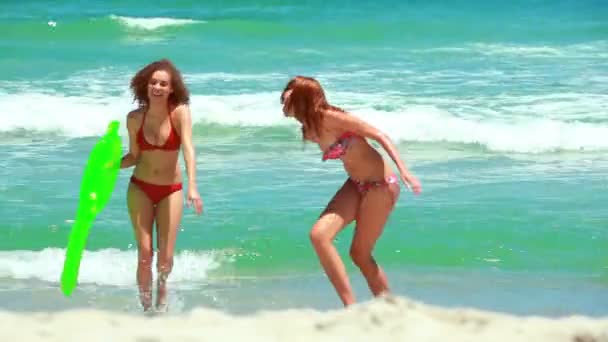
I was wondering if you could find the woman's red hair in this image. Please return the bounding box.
[281,76,343,138]
[130,58,190,108]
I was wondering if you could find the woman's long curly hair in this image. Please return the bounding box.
[281,76,344,139]
[130,59,190,108]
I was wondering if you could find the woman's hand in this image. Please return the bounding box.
[187,187,204,215]
[402,175,422,195]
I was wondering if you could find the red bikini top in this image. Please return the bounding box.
[137,109,181,151]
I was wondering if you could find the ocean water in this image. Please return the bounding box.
[1,0,607,316]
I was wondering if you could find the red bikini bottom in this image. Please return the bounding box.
[130,176,182,205]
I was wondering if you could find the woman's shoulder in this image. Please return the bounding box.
[127,108,144,120]
[126,108,144,131]
[170,103,191,120]
[323,107,352,126]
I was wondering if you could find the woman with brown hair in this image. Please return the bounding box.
[280,76,422,306]
[120,59,203,312]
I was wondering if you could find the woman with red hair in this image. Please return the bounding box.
[280,76,422,306]
[120,59,203,312]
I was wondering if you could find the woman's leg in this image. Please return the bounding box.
[310,179,360,306]
[127,182,156,311]
[154,189,183,311]
[350,183,399,297]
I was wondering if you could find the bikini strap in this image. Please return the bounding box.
[167,104,178,132]
[137,109,147,135]
[339,131,356,140]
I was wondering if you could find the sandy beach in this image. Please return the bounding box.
[1,295,606,342]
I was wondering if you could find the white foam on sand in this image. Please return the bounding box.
[1,295,606,341]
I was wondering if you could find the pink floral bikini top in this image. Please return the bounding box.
[322,132,358,161]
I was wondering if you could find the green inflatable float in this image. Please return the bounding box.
[60,121,122,297]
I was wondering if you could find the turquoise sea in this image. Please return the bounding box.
[1,0,607,315]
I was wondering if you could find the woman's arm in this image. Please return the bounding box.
[177,105,197,187]
[325,110,421,193]
[120,111,140,169]
[177,105,203,214]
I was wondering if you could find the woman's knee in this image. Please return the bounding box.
[349,244,373,268]
[309,224,331,247]
[309,213,346,247]
[138,248,154,268]
[157,257,174,276]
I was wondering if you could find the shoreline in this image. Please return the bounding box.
[1,295,606,342]
[2,268,607,318]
